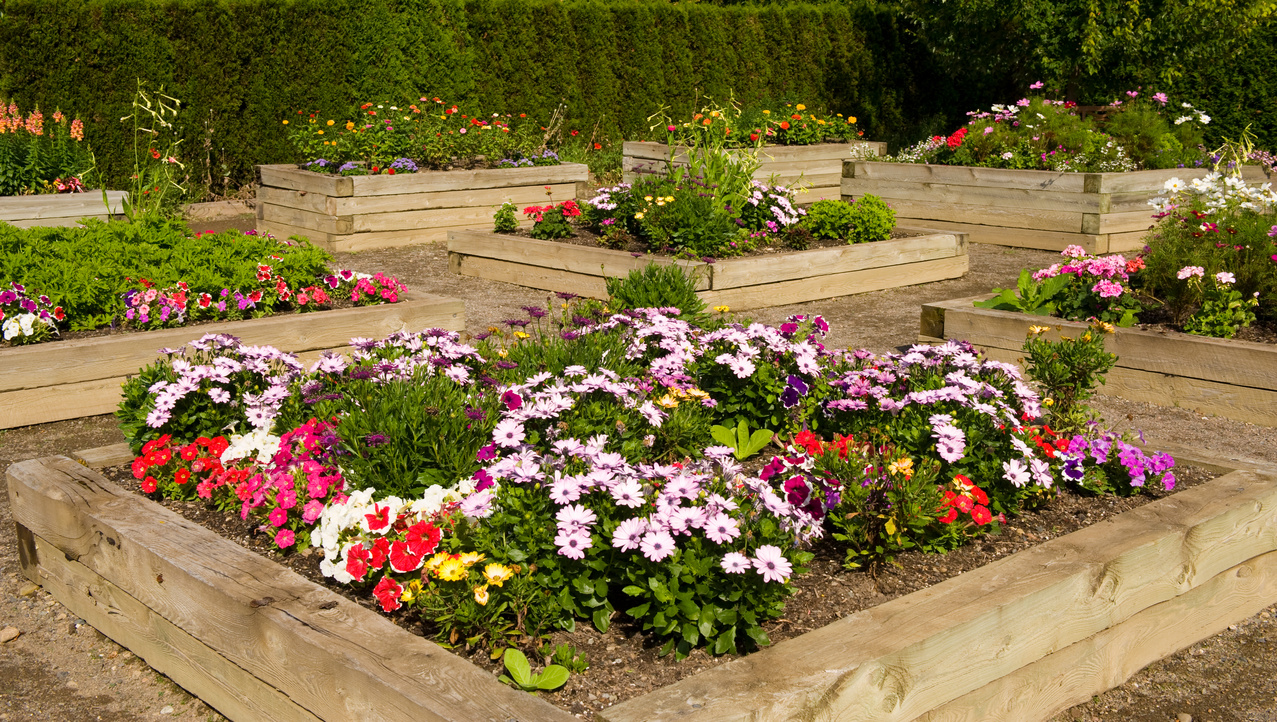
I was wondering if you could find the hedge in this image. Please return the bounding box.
[0,1,1270,196]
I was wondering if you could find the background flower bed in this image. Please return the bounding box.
[3,0,1274,197]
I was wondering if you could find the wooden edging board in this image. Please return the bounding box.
[623,140,887,202]
[0,291,464,429]
[9,445,1276,721]
[256,163,590,253]
[447,227,968,311]
[0,191,128,228]
[919,296,1277,427]
[842,161,1269,253]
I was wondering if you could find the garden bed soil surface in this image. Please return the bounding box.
[2,233,1277,721]
[94,460,1217,717]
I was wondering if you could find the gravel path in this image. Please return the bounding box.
[1,229,1275,721]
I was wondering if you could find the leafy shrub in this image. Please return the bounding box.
[524,199,580,240]
[1021,321,1118,434]
[846,194,896,243]
[802,199,856,240]
[492,201,519,233]
[605,263,708,326]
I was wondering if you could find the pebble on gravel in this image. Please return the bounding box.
[159,705,174,715]
[17,582,38,597]
[0,626,20,643]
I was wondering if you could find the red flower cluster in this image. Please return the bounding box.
[131,435,237,498]
[938,474,993,525]
[345,519,442,585]
[522,199,582,223]
[946,127,969,149]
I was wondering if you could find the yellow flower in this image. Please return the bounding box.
[713,305,730,313]
[483,563,514,587]
[634,212,645,220]
[400,579,422,603]
[346,121,355,130]
[644,195,653,201]
[317,129,324,135]
[849,116,857,124]
[1043,398,1055,407]
[423,552,448,574]
[656,200,665,206]
[282,119,289,125]
[498,348,508,358]
[664,196,674,202]
[656,393,680,409]
[817,119,827,125]
[796,104,807,111]
[1092,319,1116,334]
[513,331,530,339]
[888,457,914,478]
[326,119,334,126]
[710,110,720,118]
[437,557,468,582]
[473,585,490,606]
[1028,325,1051,336]
[1081,332,1092,343]
[762,110,771,115]
[459,551,485,567]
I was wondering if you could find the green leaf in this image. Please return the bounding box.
[593,609,611,633]
[746,625,771,648]
[535,665,570,691]
[622,585,645,596]
[503,649,533,687]
[681,622,701,646]
[713,630,735,656]
[626,602,651,618]
[677,597,700,621]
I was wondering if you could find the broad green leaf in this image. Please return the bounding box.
[503,649,532,687]
[535,665,570,691]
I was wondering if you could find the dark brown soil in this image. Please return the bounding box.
[1133,307,1277,346]
[97,462,1216,717]
[3,213,1277,720]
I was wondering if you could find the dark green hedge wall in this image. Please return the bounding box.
[0,0,1268,194]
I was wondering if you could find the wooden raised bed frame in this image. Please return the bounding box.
[842,161,1270,253]
[622,140,887,202]
[0,292,464,430]
[447,227,968,311]
[920,296,1277,428]
[256,163,590,253]
[9,445,1277,720]
[0,191,127,228]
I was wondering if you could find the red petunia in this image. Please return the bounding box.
[141,476,158,494]
[372,576,403,612]
[971,505,993,526]
[955,495,975,514]
[131,458,149,480]
[388,540,424,573]
[368,538,390,570]
[175,468,191,485]
[938,508,958,524]
[345,545,371,581]
[365,503,391,531]
[405,521,442,557]
[180,444,199,461]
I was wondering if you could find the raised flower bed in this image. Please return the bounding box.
[0,290,463,429]
[256,163,590,253]
[919,296,1277,427]
[447,226,968,310]
[842,161,1269,253]
[10,446,1276,721]
[624,140,887,201]
[0,190,128,228]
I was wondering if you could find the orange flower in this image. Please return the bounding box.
[702,118,711,126]
[779,121,790,130]
[791,114,802,120]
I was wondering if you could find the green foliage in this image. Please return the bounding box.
[546,643,589,673]
[709,420,774,460]
[606,263,708,326]
[1021,323,1117,434]
[1183,274,1260,338]
[498,649,569,692]
[802,199,856,240]
[0,219,332,333]
[974,270,1075,316]
[493,201,519,233]
[824,448,945,568]
[845,193,895,243]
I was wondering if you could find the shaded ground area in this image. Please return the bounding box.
[2,228,1275,719]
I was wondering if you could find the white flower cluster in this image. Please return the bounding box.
[220,427,282,465]
[1150,172,1277,215]
[1,312,53,341]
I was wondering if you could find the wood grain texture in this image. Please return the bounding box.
[7,457,575,722]
[916,550,1277,722]
[449,254,611,299]
[710,232,962,289]
[447,230,710,288]
[883,217,1110,252]
[259,202,353,235]
[256,218,334,250]
[848,162,1090,192]
[841,177,1108,213]
[0,191,128,220]
[348,164,588,196]
[258,166,352,197]
[601,467,1277,722]
[879,198,1087,233]
[700,255,969,310]
[931,298,1277,392]
[27,532,322,722]
[71,443,135,469]
[332,183,578,216]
